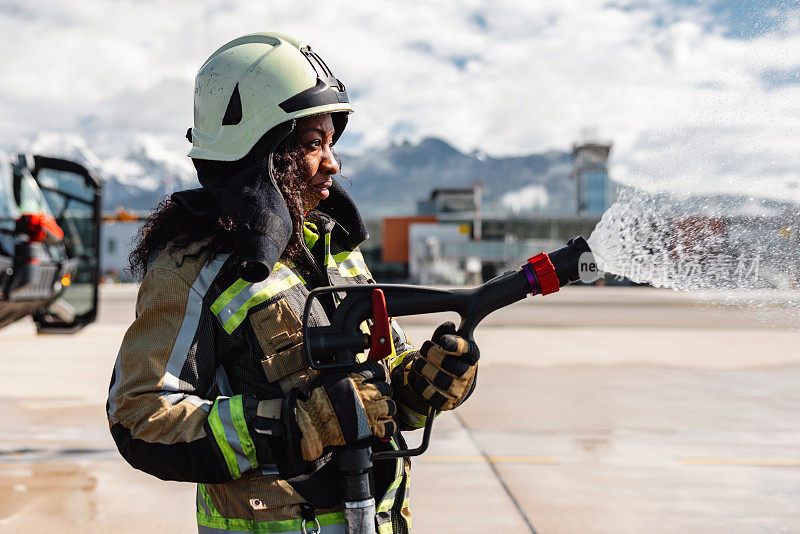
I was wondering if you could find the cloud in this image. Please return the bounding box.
[0,0,798,201]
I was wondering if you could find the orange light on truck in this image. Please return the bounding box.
[61,274,71,287]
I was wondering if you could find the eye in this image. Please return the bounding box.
[306,140,322,149]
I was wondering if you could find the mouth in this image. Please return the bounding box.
[310,178,333,198]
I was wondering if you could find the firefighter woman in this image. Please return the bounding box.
[107,32,481,534]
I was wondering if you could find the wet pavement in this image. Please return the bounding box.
[1,285,799,533]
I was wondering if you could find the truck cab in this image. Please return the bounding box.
[0,154,102,332]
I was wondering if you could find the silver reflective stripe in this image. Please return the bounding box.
[380,487,399,508]
[216,398,251,475]
[162,254,229,391]
[260,464,279,475]
[390,319,414,354]
[106,349,123,420]
[339,255,368,274]
[196,486,212,516]
[390,319,407,346]
[198,526,252,534]
[214,267,294,325]
[161,392,213,412]
[198,523,347,534]
[214,365,233,397]
[400,405,427,428]
[185,396,213,412]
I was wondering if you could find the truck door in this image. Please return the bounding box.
[29,155,102,333]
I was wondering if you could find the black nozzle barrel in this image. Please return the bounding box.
[547,236,594,286]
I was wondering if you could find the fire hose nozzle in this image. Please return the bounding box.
[522,236,595,295]
[549,236,594,286]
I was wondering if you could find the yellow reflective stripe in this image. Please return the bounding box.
[198,484,221,517]
[221,271,305,334]
[324,232,335,267]
[211,260,291,317]
[334,250,370,278]
[399,404,431,429]
[208,400,240,479]
[303,221,319,249]
[230,395,258,469]
[377,438,403,513]
[210,278,250,315]
[392,349,415,370]
[376,477,402,513]
[332,249,363,263]
[197,510,345,533]
[339,265,362,277]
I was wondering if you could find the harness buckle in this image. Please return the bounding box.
[301,517,321,534]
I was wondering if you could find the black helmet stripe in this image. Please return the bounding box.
[279,47,349,113]
[279,78,349,112]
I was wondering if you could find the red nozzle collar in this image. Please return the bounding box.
[527,253,560,296]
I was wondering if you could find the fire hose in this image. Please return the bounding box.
[302,236,594,533]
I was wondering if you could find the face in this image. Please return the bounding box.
[296,114,339,211]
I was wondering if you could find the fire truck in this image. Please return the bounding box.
[0,153,101,332]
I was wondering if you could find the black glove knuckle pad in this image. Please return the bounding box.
[352,360,387,382]
[462,342,480,365]
[409,372,432,399]
[385,398,397,417]
[427,390,448,410]
[419,340,434,357]
[373,380,392,398]
[324,376,371,444]
[409,370,448,410]
[437,334,463,353]
[411,358,426,375]
[439,355,471,377]
[432,368,455,390]
[432,321,456,343]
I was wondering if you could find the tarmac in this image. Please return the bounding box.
[1,285,799,533]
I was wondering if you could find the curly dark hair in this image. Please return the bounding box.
[127,130,308,280]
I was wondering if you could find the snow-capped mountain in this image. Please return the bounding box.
[24,132,199,210]
[340,137,576,216]
[26,132,104,171]
[20,132,578,215]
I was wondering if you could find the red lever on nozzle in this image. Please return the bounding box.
[368,289,392,360]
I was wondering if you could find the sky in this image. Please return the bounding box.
[0,0,798,199]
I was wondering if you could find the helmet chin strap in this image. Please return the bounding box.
[266,119,296,187]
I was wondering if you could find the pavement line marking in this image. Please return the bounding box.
[418,456,557,464]
[679,458,800,467]
[453,412,539,534]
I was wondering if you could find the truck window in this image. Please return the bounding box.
[18,173,52,216]
[0,159,19,221]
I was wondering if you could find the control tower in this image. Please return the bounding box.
[572,135,613,216]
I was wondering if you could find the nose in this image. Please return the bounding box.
[320,145,339,175]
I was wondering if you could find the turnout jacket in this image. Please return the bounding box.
[107,211,428,534]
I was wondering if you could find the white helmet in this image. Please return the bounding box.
[188,32,354,161]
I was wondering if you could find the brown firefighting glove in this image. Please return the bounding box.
[394,321,480,413]
[284,361,397,462]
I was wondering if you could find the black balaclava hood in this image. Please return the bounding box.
[174,121,295,283]
[172,115,368,283]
